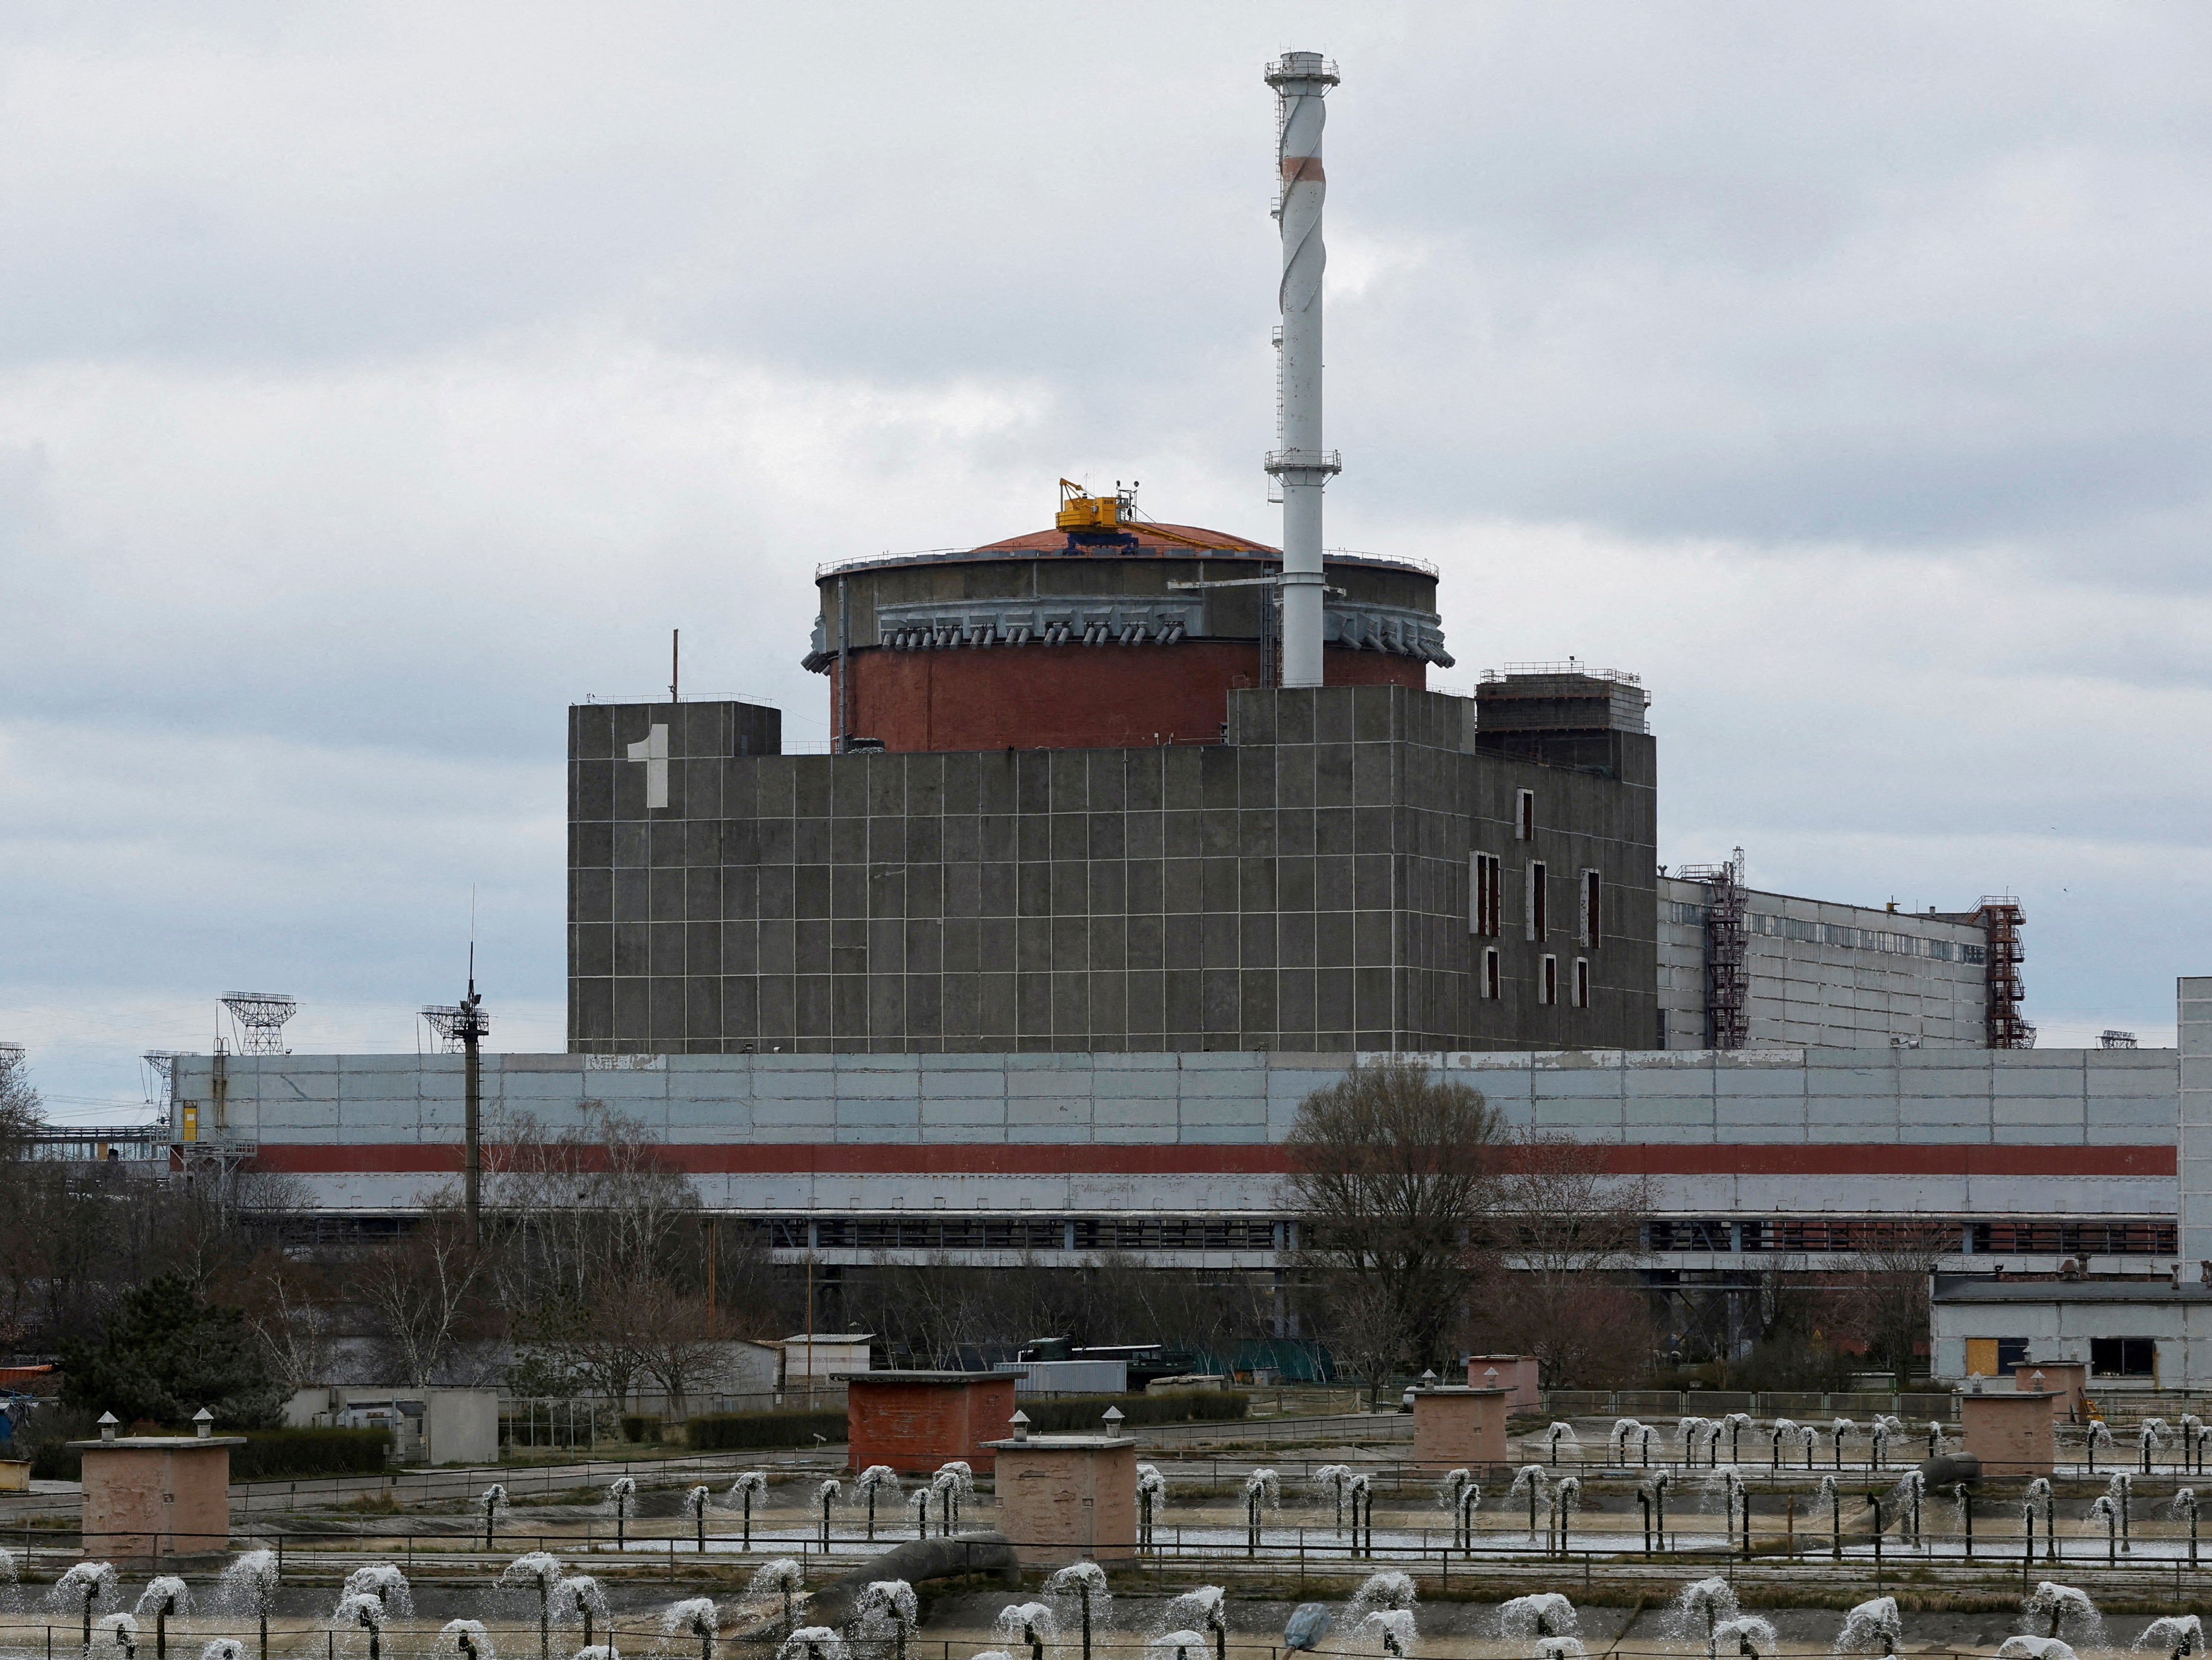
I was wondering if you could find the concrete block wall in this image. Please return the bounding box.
[567,687,1657,1059]
[2182,976,2212,1270]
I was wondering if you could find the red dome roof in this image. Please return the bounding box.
[969,521,1279,557]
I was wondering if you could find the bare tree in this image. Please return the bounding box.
[356,1197,494,1387]
[225,1248,340,1394]
[0,1049,40,1155]
[632,1280,732,1419]
[1466,1133,1655,1387]
[1284,1058,1503,1374]
[1834,1227,1948,1382]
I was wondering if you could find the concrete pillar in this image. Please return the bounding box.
[983,1434,1137,1566]
[2184,977,2212,1277]
[1410,1386,1510,1467]
[74,1435,243,1562]
[1960,1392,2056,1476]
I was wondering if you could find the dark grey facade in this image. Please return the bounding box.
[568,684,1656,1054]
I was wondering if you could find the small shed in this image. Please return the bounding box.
[780,1333,875,1386]
[841,1371,1018,1475]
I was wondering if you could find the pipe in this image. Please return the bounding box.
[1263,50,1340,689]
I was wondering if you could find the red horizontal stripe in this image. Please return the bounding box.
[242,1142,2174,1179]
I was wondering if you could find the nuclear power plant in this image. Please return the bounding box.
[157,53,2198,1371]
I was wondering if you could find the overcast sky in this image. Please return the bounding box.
[5,1,2209,1118]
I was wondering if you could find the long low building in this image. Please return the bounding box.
[171,1043,2179,1272]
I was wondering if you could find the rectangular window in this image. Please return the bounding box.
[1573,956,1590,1008]
[1996,1338,2030,1373]
[1516,789,1535,841]
[1541,954,1557,1005]
[1469,852,1502,937]
[1483,947,1500,1000]
[1527,861,1547,941]
[1656,1008,1670,1048]
[1581,868,1602,948]
[2090,1337,2157,1378]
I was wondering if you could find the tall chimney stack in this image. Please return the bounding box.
[1264,50,1340,690]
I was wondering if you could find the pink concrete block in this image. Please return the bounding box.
[1411,1388,1510,1468]
[76,1438,240,1562]
[1465,1356,1541,1413]
[986,1436,1137,1566]
[1961,1392,2056,1476]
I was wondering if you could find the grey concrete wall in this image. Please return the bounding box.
[174,1045,2177,1227]
[2182,975,2212,1269]
[1657,876,1989,1049]
[567,686,1658,1057]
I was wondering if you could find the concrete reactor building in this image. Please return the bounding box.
[159,49,2202,1378]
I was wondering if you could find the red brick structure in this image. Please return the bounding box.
[1465,1355,1542,1412]
[842,1371,1019,1475]
[803,508,1450,755]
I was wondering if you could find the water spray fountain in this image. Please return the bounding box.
[552,1576,608,1654]
[1608,1419,1649,1468]
[136,1578,189,1660]
[2023,1582,2103,1649]
[480,1484,510,1551]
[95,1613,138,1660]
[2024,1478,2059,1565]
[1712,1619,1776,1660]
[52,1563,121,1656]
[439,1621,494,1660]
[2139,1617,2203,1660]
[2085,1419,2114,1476]
[1769,1420,1798,1473]
[815,1480,842,1552]
[2108,1472,2134,1555]
[1870,1415,1900,1470]
[200,1643,245,1660]
[1676,1417,1712,1472]
[1498,1594,1577,1642]
[1544,1424,1577,1466]
[746,1561,804,1640]
[854,1467,899,1543]
[730,1472,769,1551]
[218,1551,280,1660]
[1891,1470,1926,1550]
[855,1581,919,1660]
[331,1592,386,1660]
[1243,1469,1279,1558]
[775,1632,847,1660]
[2182,1414,2209,1474]
[1045,1562,1107,1660]
[995,1602,1056,1660]
[1549,1476,1582,1555]
[1666,1579,1739,1657]
[608,1478,636,1552]
[1438,1470,1478,1552]
[1136,1464,1165,1549]
[1347,1572,1416,1651]
[680,1485,711,1553]
[340,1568,411,1621]
[1640,1471,1672,1555]
[1164,1586,1228,1660]
[930,1463,974,1536]
[1345,1474,1374,1555]
[1832,1418,1856,1470]
[665,1598,721,1660]
[1837,1597,1902,1659]
[2174,1488,2201,1567]
[1816,1474,1843,1561]
[499,1552,565,1660]
[2141,1420,2172,1474]
[1314,1466,1354,1536]
[1508,1466,1550,1543]
[1997,1642,2079,1660]
[1722,1412,1755,1466]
